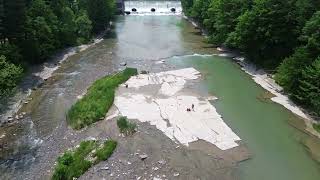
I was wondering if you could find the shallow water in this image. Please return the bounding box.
[0,4,320,179]
[169,55,320,180]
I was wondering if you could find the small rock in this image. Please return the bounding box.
[175,145,180,149]
[21,112,26,115]
[100,166,109,170]
[139,154,148,160]
[127,161,132,165]
[15,115,19,120]
[173,173,179,177]
[120,62,127,66]
[158,160,166,165]
[110,173,113,177]
[24,101,29,104]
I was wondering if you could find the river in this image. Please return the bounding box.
[0,1,320,179]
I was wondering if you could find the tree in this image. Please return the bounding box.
[0,42,23,64]
[0,0,4,42]
[206,0,252,44]
[226,0,299,68]
[75,10,92,44]
[0,55,23,96]
[58,6,77,46]
[276,11,320,115]
[296,58,320,115]
[190,0,211,25]
[22,0,59,63]
[86,0,115,33]
[3,0,27,43]
[276,11,320,92]
[181,0,194,16]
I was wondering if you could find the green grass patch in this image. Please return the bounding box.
[117,116,137,136]
[313,123,320,133]
[52,140,117,180]
[67,68,138,129]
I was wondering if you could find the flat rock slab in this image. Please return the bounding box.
[114,68,241,150]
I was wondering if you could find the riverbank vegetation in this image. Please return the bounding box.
[181,0,320,120]
[52,140,117,180]
[117,116,137,136]
[67,68,138,130]
[313,124,320,133]
[0,0,116,96]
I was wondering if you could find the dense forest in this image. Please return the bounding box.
[0,0,115,96]
[181,0,320,117]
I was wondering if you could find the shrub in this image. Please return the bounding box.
[96,140,117,161]
[52,140,117,180]
[67,68,138,129]
[117,116,137,136]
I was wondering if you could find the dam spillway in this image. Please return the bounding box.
[124,0,182,14]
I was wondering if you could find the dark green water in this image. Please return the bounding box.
[170,55,320,180]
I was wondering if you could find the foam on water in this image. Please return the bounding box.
[125,1,182,15]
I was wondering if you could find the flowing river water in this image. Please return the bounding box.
[0,1,320,179]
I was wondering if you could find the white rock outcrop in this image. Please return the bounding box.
[114,68,240,150]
